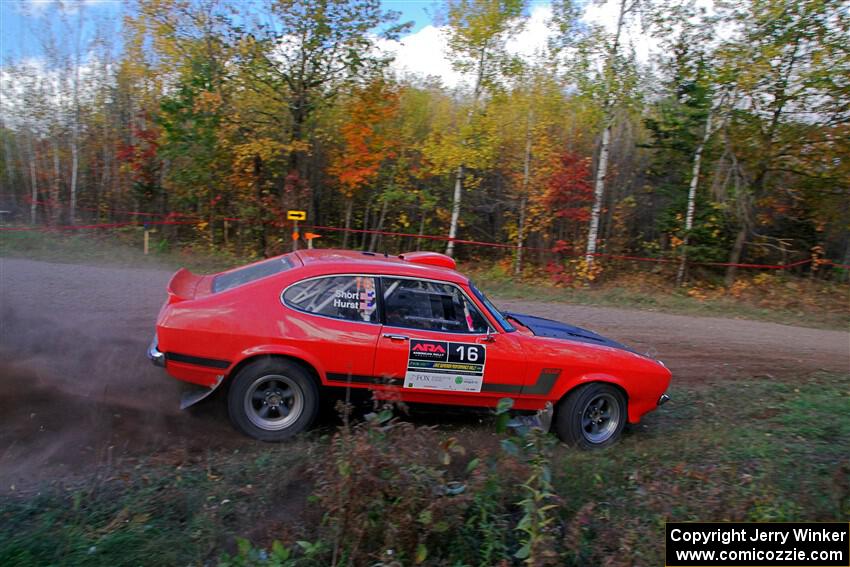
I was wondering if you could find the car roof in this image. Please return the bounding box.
[294,249,469,284]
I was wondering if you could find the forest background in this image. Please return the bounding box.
[1,0,848,287]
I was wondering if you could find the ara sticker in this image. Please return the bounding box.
[404,339,486,392]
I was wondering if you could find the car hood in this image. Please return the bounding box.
[503,311,634,353]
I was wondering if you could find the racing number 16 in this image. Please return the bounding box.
[454,345,479,362]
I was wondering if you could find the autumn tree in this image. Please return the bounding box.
[441,0,527,256]
[644,3,730,284]
[328,78,400,247]
[555,0,644,268]
[492,67,568,273]
[239,0,410,217]
[545,151,594,240]
[714,0,850,284]
[157,57,228,240]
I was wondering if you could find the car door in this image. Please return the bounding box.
[281,274,381,383]
[372,276,528,405]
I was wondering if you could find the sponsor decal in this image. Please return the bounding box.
[332,288,376,311]
[404,339,486,392]
[413,342,446,354]
[330,277,376,321]
[409,340,449,360]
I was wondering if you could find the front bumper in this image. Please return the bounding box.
[658,393,670,406]
[148,335,165,367]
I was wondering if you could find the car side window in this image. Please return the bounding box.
[283,276,378,323]
[382,278,490,333]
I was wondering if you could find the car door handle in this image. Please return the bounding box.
[382,333,409,341]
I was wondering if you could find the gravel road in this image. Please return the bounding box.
[1,257,847,490]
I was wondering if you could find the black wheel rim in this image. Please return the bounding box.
[244,374,304,431]
[580,392,620,444]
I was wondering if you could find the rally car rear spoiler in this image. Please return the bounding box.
[167,268,207,303]
[399,251,457,270]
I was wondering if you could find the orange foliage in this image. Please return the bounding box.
[328,79,400,199]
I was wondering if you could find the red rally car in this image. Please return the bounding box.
[148,249,671,448]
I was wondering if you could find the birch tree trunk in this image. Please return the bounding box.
[360,202,370,249]
[445,50,486,258]
[98,122,110,217]
[342,197,353,248]
[676,109,715,286]
[516,195,528,273]
[66,0,84,224]
[369,197,388,252]
[585,0,630,268]
[51,139,61,226]
[725,224,747,287]
[586,125,611,265]
[69,69,80,224]
[70,141,78,224]
[417,211,425,251]
[28,136,38,225]
[253,154,267,254]
[2,124,13,200]
[515,108,533,275]
[445,166,464,256]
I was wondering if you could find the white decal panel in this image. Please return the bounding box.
[403,339,486,392]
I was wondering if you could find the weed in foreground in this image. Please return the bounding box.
[219,398,568,566]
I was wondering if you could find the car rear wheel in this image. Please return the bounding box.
[554,383,626,449]
[227,358,319,441]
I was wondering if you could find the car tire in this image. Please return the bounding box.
[554,382,626,449]
[227,358,319,442]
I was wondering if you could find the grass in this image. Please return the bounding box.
[548,373,850,564]
[1,373,848,566]
[3,228,847,330]
[0,440,315,567]
[465,264,850,331]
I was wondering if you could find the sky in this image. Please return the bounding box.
[0,0,655,88]
[0,0,118,64]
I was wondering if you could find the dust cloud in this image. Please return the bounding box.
[0,259,238,491]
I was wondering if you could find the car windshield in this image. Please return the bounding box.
[469,283,515,332]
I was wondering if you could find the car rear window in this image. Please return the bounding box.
[282,276,378,323]
[213,256,294,293]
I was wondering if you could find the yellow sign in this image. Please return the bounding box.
[287,210,306,221]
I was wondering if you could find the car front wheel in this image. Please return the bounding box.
[227,358,319,441]
[554,383,626,449]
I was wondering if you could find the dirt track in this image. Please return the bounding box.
[1,257,848,491]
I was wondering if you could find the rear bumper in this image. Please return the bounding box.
[148,335,165,367]
[148,334,224,409]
